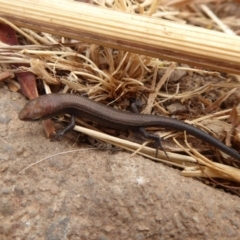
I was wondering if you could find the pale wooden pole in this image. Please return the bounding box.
[0,0,240,74]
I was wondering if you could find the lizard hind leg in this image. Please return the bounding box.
[139,127,169,158]
[130,99,168,158]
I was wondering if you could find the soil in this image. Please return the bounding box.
[1,87,240,240]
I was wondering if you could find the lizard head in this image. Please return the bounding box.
[18,95,54,121]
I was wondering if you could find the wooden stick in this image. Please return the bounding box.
[0,0,240,74]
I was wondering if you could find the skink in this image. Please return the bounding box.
[18,93,240,161]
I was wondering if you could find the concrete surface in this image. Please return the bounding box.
[0,87,240,240]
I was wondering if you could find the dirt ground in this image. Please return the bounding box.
[1,86,240,239]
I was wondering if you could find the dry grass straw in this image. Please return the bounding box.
[1,0,240,186]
